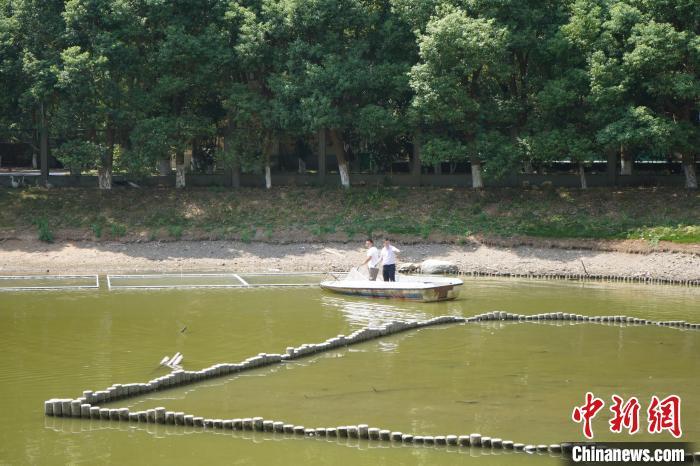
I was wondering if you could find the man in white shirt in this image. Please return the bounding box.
[360,239,380,280]
[380,238,400,282]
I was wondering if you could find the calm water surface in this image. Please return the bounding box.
[1,277,698,465]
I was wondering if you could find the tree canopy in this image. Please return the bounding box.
[0,0,697,188]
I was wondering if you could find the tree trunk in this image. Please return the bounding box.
[298,158,306,174]
[31,109,38,169]
[434,162,442,175]
[230,163,240,188]
[158,157,171,176]
[680,153,697,189]
[262,133,274,190]
[620,146,633,176]
[578,162,588,189]
[411,132,422,177]
[606,150,618,186]
[98,125,114,190]
[470,155,483,189]
[338,161,350,188]
[265,164,272,189]
[223,117,240,188]
[329,129,350,188]
[98,168,112,190]
[191,137,201,173]
[175,165,185,188]
[523,160,534,174]
[175,148,185,188]
[317,128,326,184]
[39,102,49,186]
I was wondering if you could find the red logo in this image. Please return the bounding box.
[572,392,605,439]
[647,395,682,438]
[572,393,682,439]
[609,395,641,434]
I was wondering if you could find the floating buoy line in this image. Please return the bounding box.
[44,312,700,461]
[456,270,700,287]
[1,271,698,291]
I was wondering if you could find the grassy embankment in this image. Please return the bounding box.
[0,186,698,245]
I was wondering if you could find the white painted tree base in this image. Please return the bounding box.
[339,163,350,188]
[579,163,587,189]
[471,164,483,189]
[98,168,112,190]
[620,160,632,176]
[176,165,186,188]
[683,162,697,189]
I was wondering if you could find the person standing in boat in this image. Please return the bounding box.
[380,238,400,282]
[360,239,381,280]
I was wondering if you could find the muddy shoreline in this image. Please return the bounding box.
[1,239,698,282]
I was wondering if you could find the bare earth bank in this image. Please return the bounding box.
[0,239,698,281]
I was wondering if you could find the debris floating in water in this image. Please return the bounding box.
[160,352,183,370]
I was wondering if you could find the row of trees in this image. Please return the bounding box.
[1,0,698,189]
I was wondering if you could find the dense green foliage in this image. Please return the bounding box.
[1,186,698,244]
[0,0,698,188]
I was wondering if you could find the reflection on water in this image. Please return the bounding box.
[43,417,563,460]
[458,278,700,319]
[0,279,698,465]
[321,296,430,327]
[42,416,560,465]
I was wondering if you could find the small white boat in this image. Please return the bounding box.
[320,276,463,302]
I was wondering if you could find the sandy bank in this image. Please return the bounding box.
[0,239,698,281]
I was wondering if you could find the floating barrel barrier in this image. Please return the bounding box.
[44,312,700,460]
[457,270,700,287]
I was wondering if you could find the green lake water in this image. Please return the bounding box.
[1,277,698,465]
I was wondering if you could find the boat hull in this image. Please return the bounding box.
[320,279,461,302]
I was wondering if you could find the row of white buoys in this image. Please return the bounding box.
[44,407,549,453]
[40,413,700,462]
[459,271,700,287]
[44,317,467,418]
[469,311,700,330]
[36,406,606,457]
[45,312,699,417]
[44,312,700,460]
[284,317,465,359]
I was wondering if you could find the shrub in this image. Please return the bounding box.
[36,218,53,243]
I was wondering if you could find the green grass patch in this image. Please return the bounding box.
[90,222,103,239]
[628,225,700,244]
[35,217,53,243]
[167,225,184,240]
[1,186,698,245]
[109,223,127,238]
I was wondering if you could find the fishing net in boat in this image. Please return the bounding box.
[343,267,368,281]
[341,267,406,282]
